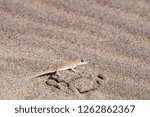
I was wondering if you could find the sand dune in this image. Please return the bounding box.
[0,0,150,99]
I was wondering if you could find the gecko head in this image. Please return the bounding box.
[78,58,88,65]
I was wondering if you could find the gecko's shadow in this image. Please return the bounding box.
[45,75,70,89]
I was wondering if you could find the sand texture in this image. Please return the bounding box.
[0,0,150,99]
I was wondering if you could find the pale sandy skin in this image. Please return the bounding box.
[27,57,87,79]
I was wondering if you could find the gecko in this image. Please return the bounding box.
[27,57,87,79]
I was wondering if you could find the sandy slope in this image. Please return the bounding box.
[0,0,150,99]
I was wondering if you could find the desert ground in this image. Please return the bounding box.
[0,0,150,99]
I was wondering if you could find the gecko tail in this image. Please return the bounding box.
[27,70,55,79]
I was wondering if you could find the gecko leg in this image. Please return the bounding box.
[71,67,82,77]
[55,71,61,77]
[70,68,76,72]
[69,66,77,73]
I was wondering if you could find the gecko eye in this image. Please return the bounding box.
[81,59,84,63]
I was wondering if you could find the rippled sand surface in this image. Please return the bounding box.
[0,0,150,99]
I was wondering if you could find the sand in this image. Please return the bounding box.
[0,0,150,99]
